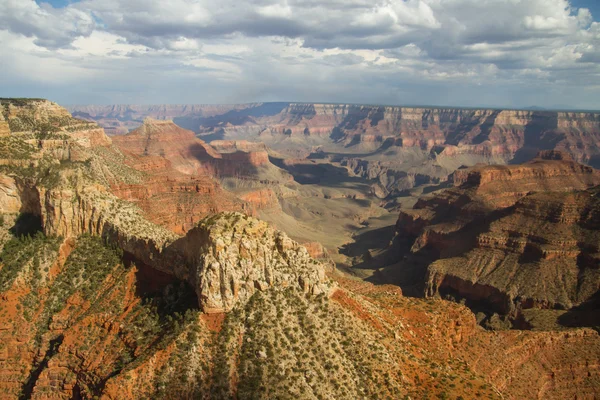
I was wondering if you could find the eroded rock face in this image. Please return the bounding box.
[108,120,250,232]
[70,102,600,194]
[10,177,330,312]
[0,175,22,214]
[210,140,270,166]
[395,155,600,314]
[237,188,280,211]
[450,153,600,207]
[172,213,331,312]
[188,103,600,160]
[110,174,245,234]
[112,118,220,175]
[73,102,600,161]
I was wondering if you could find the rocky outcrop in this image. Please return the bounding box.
[108,120,289,232]
[112,120,285,180]
[237,188,280,210]
[0,98,111,149]
[0,175,22,214]
[10,176,330,312]
[112,118,219,176]
[2,98,72,123]
[340,157,440,197]
[110,173,245,234]
[302,241,329,259]
[210,140,270,167]
[170,213,331,312]
[394,156,600,315]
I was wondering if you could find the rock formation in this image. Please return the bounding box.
[394,152,600,317]
[6,178,329,314]
[107,119,294,233]
[71,102,600,195]
[170,213,331,312]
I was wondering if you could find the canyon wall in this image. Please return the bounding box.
[9,177,330,313]
[69,102,600,166]
[70,102,600,196]
[394,153,600,316]
[1,98,599,399]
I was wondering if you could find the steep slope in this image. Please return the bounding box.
[198,103,600,164]
[391,152,600,325]
[0,232,597,399]
[73,102,600,195]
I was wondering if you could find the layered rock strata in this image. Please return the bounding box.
[395,153,600,314]
[10,176,330,312]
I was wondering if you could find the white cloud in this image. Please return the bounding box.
[0,0,598,108]
[0,0,95,48]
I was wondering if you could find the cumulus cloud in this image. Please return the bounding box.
[0,0,95,48]
[0,0,598,108]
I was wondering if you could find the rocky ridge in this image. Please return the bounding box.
[8,175,330,315]
[393,152,600,320]
[68,103,259,134]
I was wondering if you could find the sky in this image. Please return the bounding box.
[0,0,599,109]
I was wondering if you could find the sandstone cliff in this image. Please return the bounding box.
[394,153,600,318]
[108,119,295,233]
[187,102,600,163]
[7,173,329,313]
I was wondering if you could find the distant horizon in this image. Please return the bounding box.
[62,100,600,113]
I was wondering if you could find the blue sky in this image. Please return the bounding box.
[5,0,600,109]
[38,0,71,6]
[570,0,599,19]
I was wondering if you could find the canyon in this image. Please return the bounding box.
[0,98,597,399]
[71,102,600,195]
[391,151,600,328]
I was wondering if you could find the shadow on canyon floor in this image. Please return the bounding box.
[270,156,370,188]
